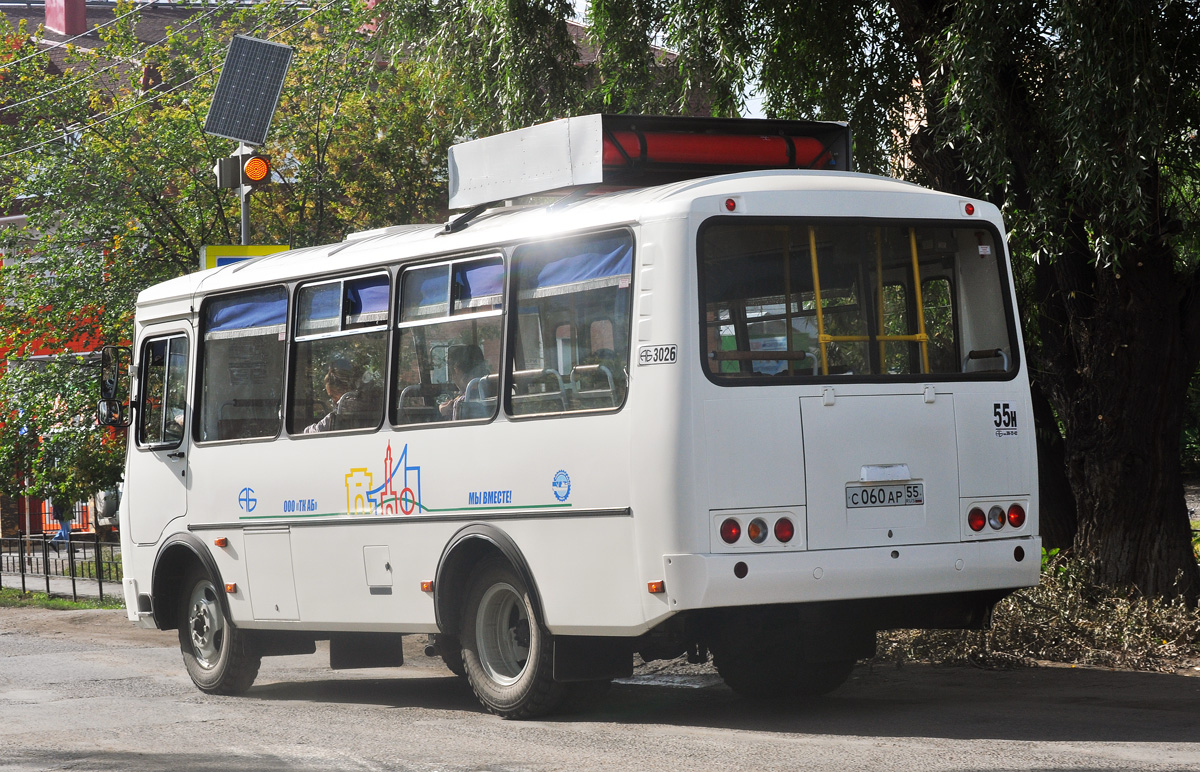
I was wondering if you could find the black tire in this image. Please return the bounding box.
[460,558,566,719]
[434,634,467,678]
[715,649,855,700]
[177,568,261,695]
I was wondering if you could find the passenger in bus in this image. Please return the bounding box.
[303,358,362,433]
[441,345,490,420]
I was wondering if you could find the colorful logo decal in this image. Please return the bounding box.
[238,487,257,512]
[345,469,372,515]
[552,470,571,502]
[345,441,423,516]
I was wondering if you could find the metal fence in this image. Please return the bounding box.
[0,532,122,602]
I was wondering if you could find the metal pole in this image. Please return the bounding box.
[240,184,250,246]
[94,530,103,599]
[68,529,76,602]
[238,142,252,246]
[42,534,50,595]
[18,530,25,594]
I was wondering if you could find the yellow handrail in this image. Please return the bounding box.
[909,228,930,373]
[782,227,794,363]
[823,334,927,343]
[875,228,886,370]
[808,226,828,375]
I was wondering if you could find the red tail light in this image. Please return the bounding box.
[1007,503,1026,528]
[967,507,986,532]
[774,517,795,543]
[720,518,741,544]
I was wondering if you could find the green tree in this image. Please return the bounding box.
[605,0,1200,598]
[0,356,123,505]
[379,0,1200,599]
[0,0,458,503]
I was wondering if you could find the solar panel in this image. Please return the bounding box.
[203,35,293,146]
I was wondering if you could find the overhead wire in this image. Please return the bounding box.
[0,0,158,70]
[0,0,249,115]
[0,0,332,161]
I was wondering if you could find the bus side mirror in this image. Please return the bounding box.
[98,346,133,428]
[97,399,128,427]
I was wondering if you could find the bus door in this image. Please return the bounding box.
[126,327,191,545]
[800,390,959,549]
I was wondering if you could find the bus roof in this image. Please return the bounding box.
[137,169,982,313]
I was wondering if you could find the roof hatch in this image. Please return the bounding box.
[446,114,853,210]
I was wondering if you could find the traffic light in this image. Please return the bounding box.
[212,153,272,189]
[240,154,271,187]
[213,156,239,188]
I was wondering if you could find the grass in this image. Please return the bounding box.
[71,560,123,581]
[876,554,1200,673]
[0,586,125,610]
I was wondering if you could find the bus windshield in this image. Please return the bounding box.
[700,219,1017,382]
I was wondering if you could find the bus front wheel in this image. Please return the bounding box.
[177,568,261,695]
[460,558,565,718]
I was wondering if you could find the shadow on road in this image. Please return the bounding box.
[242,661,1200,744]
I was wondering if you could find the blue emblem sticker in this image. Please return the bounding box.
[552,470,571,502]
[238,487,257,512]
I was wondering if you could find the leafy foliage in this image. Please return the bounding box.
[0,0,460,501]
[376,0,585,135]
[0,357,123,503]
[877,555,1200,672]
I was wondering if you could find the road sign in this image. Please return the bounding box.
[200,244,288,271]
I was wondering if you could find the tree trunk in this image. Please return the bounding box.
[1044,250,1200,601]
[1030,380,1076,550]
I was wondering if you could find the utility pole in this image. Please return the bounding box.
[238,143,253,245]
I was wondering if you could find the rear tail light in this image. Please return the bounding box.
[987,505,1005,530]
[747,518,768,544]
[967,507,986,532]
[774,517,795,543]
[720,518,741,544]
[1007,503,1026,528]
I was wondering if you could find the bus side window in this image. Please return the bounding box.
[392,257,504,425]
[508,231,634,416]
[288,274,389,435]
[198,287,287,442]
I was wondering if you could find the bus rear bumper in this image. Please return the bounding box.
[662,536,1041,612]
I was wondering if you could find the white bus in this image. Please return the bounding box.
[99,115,1039,718]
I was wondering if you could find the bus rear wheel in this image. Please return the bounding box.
[178,568,261,695]
[715,650,855,700]
[460,559,565,719]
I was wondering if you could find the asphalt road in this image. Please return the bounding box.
[1,607,1198,772]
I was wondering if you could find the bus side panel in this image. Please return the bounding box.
[624,220,704,628]
[184,408,649,634]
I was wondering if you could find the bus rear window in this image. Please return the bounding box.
[700,220,1015,382]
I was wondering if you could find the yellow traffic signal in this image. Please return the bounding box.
[241,154,271,187]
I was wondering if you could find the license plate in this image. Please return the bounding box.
[845,483,924,508]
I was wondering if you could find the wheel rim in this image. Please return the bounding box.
[187,578,224,669]
[475,581,530,686]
